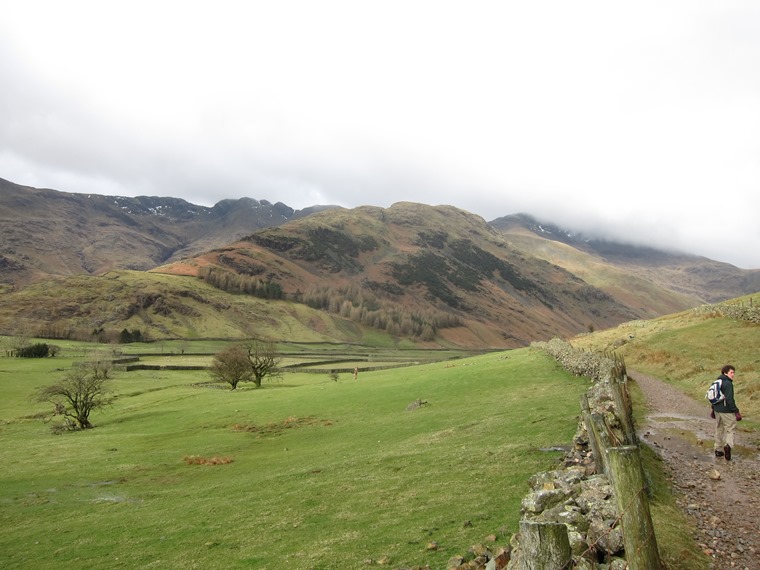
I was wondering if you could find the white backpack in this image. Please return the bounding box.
[706,378,725,405]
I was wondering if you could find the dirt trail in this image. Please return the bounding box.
[629,370,760,570]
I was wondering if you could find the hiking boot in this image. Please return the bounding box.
[715,449,725,457]
[724,445,732,461]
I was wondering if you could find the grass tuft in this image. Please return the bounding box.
[183,455,235,466]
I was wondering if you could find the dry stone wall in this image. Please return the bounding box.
[691,299,760,323]
[414,340,647,570]
[504,340,631,570]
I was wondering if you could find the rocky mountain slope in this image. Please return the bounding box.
[492,213,760,310]
[0,177,333,286]
[2,178,759,348]
[154,202,643,346]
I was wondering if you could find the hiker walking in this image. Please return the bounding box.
[711,364,742,460]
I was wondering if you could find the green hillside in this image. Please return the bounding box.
[0,270,405,346]
[0,345,585,569]
[571,294,760,421]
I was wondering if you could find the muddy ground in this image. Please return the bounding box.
[629,371,760,570]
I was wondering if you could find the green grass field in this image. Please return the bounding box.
[0,345,591,569]
[4,297,757,569]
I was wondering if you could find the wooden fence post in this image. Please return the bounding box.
[518,521,572,570]
[580,394,601,475]
[607,446,662,570]
[610,376,637,445]
[588,412,615,476]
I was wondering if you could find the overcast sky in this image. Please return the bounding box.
[1,1,759,268]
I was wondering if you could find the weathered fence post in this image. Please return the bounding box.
[610,375,637,445]
[607,446,662,570]
[517,521,572,570]
[588,412,615,476]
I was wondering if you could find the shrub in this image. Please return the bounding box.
[16,343,49,358]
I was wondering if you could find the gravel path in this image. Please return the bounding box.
[629,370,760,570]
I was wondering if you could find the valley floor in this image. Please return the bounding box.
[630,371,760,570]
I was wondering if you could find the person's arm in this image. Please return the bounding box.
[724,380,739,413]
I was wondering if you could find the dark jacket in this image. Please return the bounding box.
[712,374,739,414]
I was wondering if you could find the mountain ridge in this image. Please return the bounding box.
[491,212,760,305]
[2,177,759,348]
[0,177,339,286]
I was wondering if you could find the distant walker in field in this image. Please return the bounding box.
[353,367,358,380]
[711,364,742,460]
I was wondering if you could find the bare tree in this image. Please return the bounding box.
[84,350,116,380]
[209,344,255,390]
[209,340,281,390]
[11,331,30,356]
[245,338,282,388]
[35,365,115,429]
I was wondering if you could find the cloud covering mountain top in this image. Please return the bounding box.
[2,1,759,268]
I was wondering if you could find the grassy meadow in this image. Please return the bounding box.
[0,343,589,569]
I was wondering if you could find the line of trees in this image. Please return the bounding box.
[119,328,145,344]
[302,284,462,340]
[197,267,462,340]
[198,266,284,300]
[11,325,134,344]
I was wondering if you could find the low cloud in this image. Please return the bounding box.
[2,2,760,269]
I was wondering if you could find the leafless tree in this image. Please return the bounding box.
[209,344,255,390]
[84,350,117,380]
[209,339,282,390]
[35,365,115,429]
[244,338,282,388]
